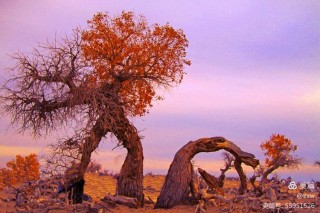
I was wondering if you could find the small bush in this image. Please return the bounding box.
[0,154,40,190]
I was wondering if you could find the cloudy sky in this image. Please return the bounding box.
[0,0,319,181]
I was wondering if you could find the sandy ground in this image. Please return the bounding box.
[84,173,165,202]
[84,173,205,212]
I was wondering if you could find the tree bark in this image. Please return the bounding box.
[113,114,144,204]
[190,165,201,200]
[78,116,109,180]
[65,115,109,203]
[65,107,144,204]
[155,137,259,209]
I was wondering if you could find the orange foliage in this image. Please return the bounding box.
[0,154,39,190]
[81,11,190,116]
[260,134,297,166]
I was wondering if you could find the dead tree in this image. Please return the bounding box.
[154,137,259,209]
[218,152,235,187]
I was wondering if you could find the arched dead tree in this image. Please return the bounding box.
[154,137,259,209]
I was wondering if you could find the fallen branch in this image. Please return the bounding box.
[101,195,140,208]
[198,168,224,196]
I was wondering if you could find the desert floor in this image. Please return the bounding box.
[0,173,319,212]
[84,173,319,213]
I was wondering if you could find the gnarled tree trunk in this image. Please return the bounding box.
[113,114,144,204]
[155,137,259,209]
[65,115,109,204]
[66,107,144,204]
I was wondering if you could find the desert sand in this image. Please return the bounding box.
[0,173,319,212]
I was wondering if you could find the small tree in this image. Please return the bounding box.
[315,161,320,167]
[218,152,235,187]
[257,134,301,188]
[0,154,40,190]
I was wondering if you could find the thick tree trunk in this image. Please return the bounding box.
[65,115,109,204]
[155,158,194,209]
[114,115,144,204]
[67,179,85,204]
[117,139,144,203]
[65,98,144,204]
[155,137,259,209]
[78,117,109,179]
[66,114,144,204]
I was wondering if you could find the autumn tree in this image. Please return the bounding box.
[1,11,190,203]
[251,134,301,190]
[0,154,40,190]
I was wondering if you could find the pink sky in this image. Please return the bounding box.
[0,0,320,181]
